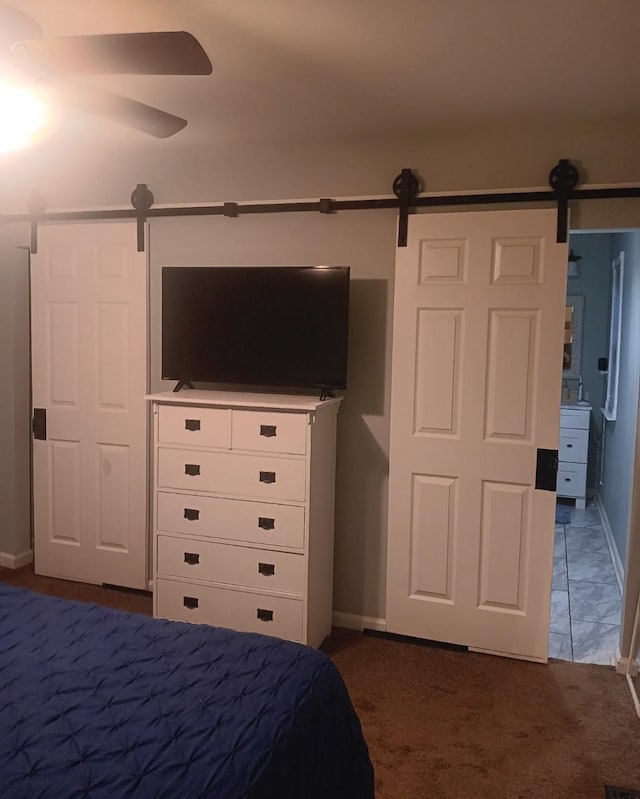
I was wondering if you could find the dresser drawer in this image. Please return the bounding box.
[559,429,588,463]
[232,410,307,455]
[157,492,305,549]
[560,408,590,430]
[157,405,231,448]
[157,535,305,594]
[156,578,304,641]
[157,448,307,501]
[557,462,587,497]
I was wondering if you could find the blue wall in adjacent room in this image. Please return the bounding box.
[566,232,613,493]
[597,231,640,566]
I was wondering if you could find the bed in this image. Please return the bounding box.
[0,583,374,799]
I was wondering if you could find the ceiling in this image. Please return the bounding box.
[1,0,639,150]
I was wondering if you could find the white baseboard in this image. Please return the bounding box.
[615,647,639,676]
[594,495,624,593]
[596,496,640,675]
[332,611,386,632]
[0,549,34,569]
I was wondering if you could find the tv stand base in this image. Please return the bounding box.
[172,380,195,393]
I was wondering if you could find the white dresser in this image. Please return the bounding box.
[557,403,591,510]
[147,390,341,648]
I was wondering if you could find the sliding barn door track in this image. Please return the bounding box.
[3,158,640,252]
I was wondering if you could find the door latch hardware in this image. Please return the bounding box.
[33,408,47,441]
[535,448,559,492]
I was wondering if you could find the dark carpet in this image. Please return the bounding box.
[324,631,640,799]
[3,565,640,798]
[0,564,153,615]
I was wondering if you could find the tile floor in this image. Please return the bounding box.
[549,500,622,665]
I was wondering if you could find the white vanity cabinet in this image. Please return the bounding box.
[557,404,591,510]
[147,390,341,648]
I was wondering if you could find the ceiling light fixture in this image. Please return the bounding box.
[0,83,48,154]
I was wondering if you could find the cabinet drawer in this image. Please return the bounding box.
[157,405,231,448]
[559,429,588,463]
[157,535,305,594]
[156,578,304,642]
[560,408,590,430]
[557,462,587,497]
[157,492,305,549]
[157,448,307,501]
[232,410,307,455]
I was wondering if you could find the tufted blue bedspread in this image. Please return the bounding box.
[0,584,374,799]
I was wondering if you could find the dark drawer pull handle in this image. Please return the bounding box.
[260,424,277,438]
[567,443,573,448]
[185,419,201,431]
[259,471,276,484]
[184,508,200,521]
[184,552,200,566]
[183,596,199,610]
[258,516,275,530]
[258,562,275,577]
[564,477,571,482]
[185,464,201,476]
[257,608,274,622]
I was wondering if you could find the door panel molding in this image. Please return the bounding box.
[31,221,149,589]
[386,209,568,662]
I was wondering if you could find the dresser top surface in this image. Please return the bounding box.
[146,389,342,413]
[560,401,591,412]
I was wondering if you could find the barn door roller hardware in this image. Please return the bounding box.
[7,158,638,240]
[130,183,154,251]
[549,159,579,243]
[393,168,420,247]
[394,159,580,246]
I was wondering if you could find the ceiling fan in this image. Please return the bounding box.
[0,3,212,139]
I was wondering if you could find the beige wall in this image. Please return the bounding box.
[2,116,640,625]
[2,116,639,216]
[0,225,31,561]
[149,211,396,618]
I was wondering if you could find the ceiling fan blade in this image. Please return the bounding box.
[13,31,212,75]
[64,83,188,138]
[0,3,41,47]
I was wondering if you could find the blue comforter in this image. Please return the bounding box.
[0,584,374,798]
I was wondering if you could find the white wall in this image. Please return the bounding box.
[2,116,640,625]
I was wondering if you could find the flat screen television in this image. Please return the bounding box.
[162,266,350,395]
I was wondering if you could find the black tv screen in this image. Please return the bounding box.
[162,266,350,392]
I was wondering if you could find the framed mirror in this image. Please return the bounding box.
[563,295,584,380]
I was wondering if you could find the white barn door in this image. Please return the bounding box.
[386,209,567,662]
[31,221,149,590]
